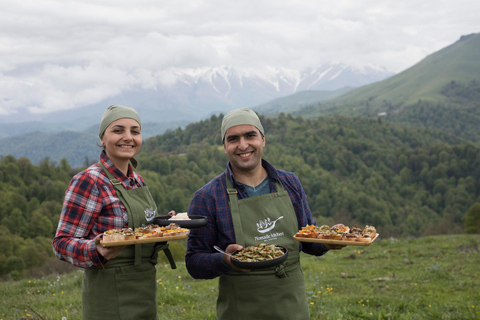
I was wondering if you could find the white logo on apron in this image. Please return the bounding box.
[256,216,284,233]
[144,207,156,221]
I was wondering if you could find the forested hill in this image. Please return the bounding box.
[139,113,479,238]
[2,113,480,278]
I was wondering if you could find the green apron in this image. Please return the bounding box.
[82,163,170,320]
[217,178,310,320]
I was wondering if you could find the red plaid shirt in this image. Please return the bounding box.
[52,152,146,268]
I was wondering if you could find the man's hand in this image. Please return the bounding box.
[223,244,250,273]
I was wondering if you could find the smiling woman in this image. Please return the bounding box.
[100,118,142,175]
[52,104,175,320]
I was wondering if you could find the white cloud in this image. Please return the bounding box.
[0,0,478,115]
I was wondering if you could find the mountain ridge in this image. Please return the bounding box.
[326,33,480,113]
[0,63,394,127]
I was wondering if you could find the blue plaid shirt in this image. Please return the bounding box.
[185,159,329,279]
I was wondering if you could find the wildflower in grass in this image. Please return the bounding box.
[310,302,314,305]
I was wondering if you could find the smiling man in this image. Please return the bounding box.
[185,107,343,320]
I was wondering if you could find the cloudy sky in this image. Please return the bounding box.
[0,0,478,116]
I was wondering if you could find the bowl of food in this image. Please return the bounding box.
[230,243,288,269]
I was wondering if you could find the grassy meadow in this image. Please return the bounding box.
[1,234,479,320]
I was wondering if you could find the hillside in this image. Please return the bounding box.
[254,87,353,116]
[330,33,480,112]
[2,113,480,280]
[2,234,479,319]
[142,114,479,239]
[0,121,189,168]
[281,33,480,143]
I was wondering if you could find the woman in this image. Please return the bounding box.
[52,105,171,320]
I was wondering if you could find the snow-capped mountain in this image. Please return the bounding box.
[0,63,394,133]
[99,63,394,124]
[157,63,393,105]
[0,63,394,166]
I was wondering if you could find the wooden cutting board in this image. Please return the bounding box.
[293,233,379,246]
[100,233,188,247]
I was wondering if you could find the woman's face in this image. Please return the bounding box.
[100,118,142,165]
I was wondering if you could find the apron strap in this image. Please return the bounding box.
[226,178,245,246]
[99,162,146,266]
[154,242,177,269]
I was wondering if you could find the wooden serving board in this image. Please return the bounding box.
[293,233,379,246]
[100,233,188,247]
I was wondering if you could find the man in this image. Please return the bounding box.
[185,107,343,320]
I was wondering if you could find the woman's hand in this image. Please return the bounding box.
[94,234,125,260]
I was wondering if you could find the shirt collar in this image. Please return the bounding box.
[225,159,278,187]
[100,151,136,183]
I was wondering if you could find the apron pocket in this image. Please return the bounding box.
[83,268,120,320]
[114,263,158,320]
[232,272,309,320]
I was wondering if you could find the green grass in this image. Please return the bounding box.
[1,234,479,320]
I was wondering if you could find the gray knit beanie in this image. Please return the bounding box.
[99,105,141,138]
[221,108,264,142]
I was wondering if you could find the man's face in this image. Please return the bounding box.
[223,124,265,174]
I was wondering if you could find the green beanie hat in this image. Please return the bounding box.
[99,105,141,138]
[221,107,264,142]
